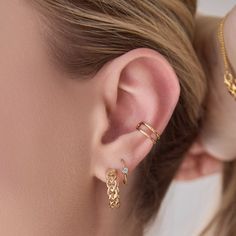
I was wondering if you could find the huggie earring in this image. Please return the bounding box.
[136,121,160,144]
[121,159,128,185]
[106,169,120,209]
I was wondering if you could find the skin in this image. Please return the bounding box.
[0,1,96,235]
[176,7,236,180]
[0,1,180,235]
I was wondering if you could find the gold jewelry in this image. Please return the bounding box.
[217,17,236,99]
[121,159,128,185]
[106,169,120,209]
[136,121,160,144]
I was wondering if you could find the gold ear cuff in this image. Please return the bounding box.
[136,121,160,144]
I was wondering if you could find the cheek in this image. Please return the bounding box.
[0,4,96,236]
[0,69,76,174]
[0,69,80,185]
[0,0,89,209]
[0,2,94,233]
[0,63,93,232]
[0,22,92,236]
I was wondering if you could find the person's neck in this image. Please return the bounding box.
[195,15,236,160]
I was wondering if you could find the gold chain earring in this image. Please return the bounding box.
[218,17,236,99]
[106,169,120,209]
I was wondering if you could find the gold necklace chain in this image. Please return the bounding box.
[217,17,236,100]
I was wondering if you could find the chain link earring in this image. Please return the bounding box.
[106,169,120,209]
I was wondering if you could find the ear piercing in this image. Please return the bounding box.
[105,121,160,209]
[121,159,128,185]
[105,159,128,209]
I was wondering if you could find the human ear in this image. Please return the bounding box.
[175,138,223,181]
[90,48,180,183]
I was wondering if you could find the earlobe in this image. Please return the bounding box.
[91,48,180,184]
[175,138,223,181]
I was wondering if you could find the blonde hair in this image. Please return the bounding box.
[32,0,206,226]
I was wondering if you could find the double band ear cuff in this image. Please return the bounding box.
[136,121,160,144]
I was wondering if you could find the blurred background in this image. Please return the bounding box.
[145,1,236,236]
[198,0,235,16]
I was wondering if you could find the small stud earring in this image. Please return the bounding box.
[121,159,128,185]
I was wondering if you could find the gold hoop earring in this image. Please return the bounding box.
[136,121,160,144]
[106,169,120,209]
[121,159,128,185]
